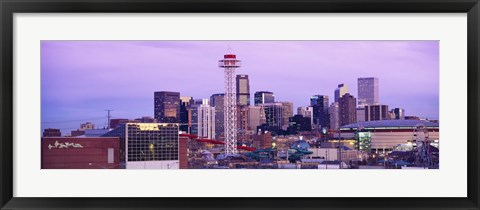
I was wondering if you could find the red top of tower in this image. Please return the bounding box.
[224,54,236,59]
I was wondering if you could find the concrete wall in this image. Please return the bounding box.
[371,131,439,149]
[307,148,339,161]
[339,130,440,150]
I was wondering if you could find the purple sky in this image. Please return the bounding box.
[41,41,439,134]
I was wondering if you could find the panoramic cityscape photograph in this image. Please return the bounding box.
[41,40,439,170]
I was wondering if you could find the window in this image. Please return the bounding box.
[107,148,114,163]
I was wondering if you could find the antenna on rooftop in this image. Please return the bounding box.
[227,42,233,54]
[105,109,113,129]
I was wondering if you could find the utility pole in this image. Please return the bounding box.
[105,109,113,129]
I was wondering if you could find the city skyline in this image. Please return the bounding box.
[41,41,439,134]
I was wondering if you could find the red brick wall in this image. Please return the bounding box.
[41,137,120,169]
[179,136,188,169]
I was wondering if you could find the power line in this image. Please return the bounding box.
[41,117,105,124]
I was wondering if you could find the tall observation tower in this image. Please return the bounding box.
[218,54,241,155]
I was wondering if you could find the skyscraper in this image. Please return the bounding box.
[263,103,285,128]
[339,93,357,126]
[248,106,266,132]
[310,95,330,129]
[297,106,314,129]
[236,105,249,141]
[236,74,250,106]
[210,93,225,139]
[180,96,194,132]
[334,83,349,103]
[392,108,405,120]
[254,91,275,105]
[357,77,379,107]
[356,108,366,122]
[279,102,294,130]
[154,91,180,123]
[191,99,216,139]
[287,115,312,134]
[329,102,340,130]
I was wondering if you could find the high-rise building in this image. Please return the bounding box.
[329,102,340,130]
[193,99,204,106]
[387,111,396,120]
[339,93,357,126]
[392,108,405,120]
[297,106,314,128]
[254,91,275,105]
[236,105,249,141]
[357,77,379,108]
[364,105,389,121]
[236,74,250,106]
[356,108,366,122]
[288,115,312,134]
[102,123,180,169]
[180,96,194,132]
[310,95,330,129]
[263,103,285,129]
[191,99,216,139]
[279,102,294,130]
[210,93,225,139]
[154,91,180,123]
[248,106,266,132]
[334,83,349,103]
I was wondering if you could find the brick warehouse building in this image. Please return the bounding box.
[41,137,121,169]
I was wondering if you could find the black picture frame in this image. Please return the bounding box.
[1,0,479,209]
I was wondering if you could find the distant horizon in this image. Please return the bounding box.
[41,41,439,135]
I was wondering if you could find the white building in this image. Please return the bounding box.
[191,99,216,139]
[306,148,339,161]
